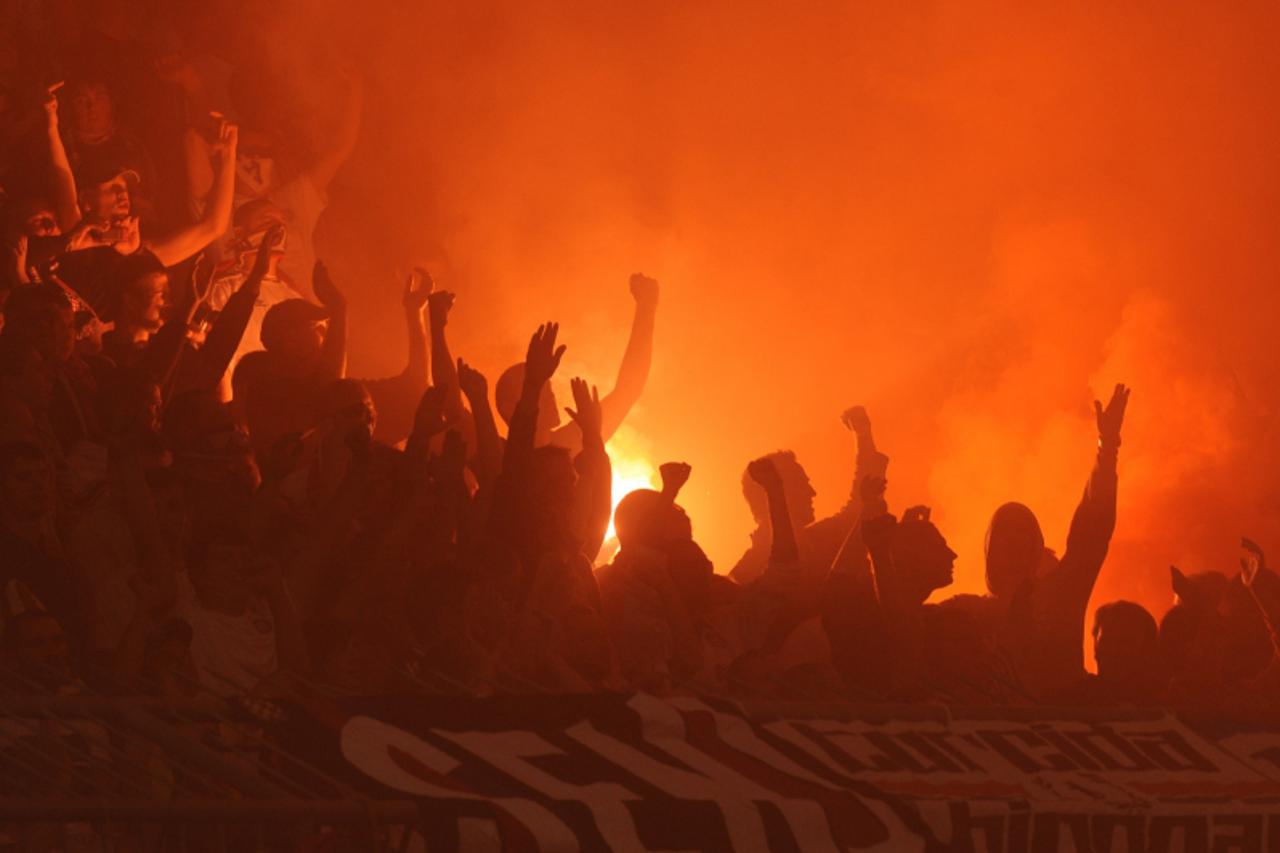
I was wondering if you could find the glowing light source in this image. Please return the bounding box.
[598,427,659,563]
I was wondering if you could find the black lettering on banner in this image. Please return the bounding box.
[282,696,1280,853]
[977,729,1071,772]
[953,807,1006,853]
[1210,814,1263,853]
[1005,809,1031,853]
[1091,813,1145,852]
[862,731,946,773]
[1080,726,1161,772]
[821,730,909,771]
[918,730,985,773]
[1149,816,1210,853]
[1029,813,1093,853]
[1033,725,1103,772]
[1127,730,1221,773]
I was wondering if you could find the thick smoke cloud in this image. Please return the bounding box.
[268,1,1280,636]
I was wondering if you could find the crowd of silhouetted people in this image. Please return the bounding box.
[2,3,1279,725]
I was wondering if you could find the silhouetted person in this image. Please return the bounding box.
[732,406,886,587]
[943,384,1130,701]
[1055,601,1163,706]
[494,273,658,451]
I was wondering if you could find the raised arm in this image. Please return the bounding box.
[186,226,283,391]
[458,358,502,487]
[597,273,658,441]
[42,83,81,232]
[1060,383,1130,594]
[746,457,799,566]
[312,261,348,380]
[1242,538,1280,658]
[487,324,565,546]
[841,405,888,511]
[146,119,238,266]
[566,378,612,561]
[402,269,431,387]
[659,462,692,503]
[428,289,464,423]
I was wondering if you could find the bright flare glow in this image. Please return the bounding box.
[600,428,659,562]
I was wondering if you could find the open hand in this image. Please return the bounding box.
[565,377,602,438]
[209,115,239,160]
[1094,383,1130,447]
[312,261,346,311]
[523,323,566,390]
[403,267,433,313]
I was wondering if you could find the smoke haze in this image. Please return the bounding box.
[253,1,1280,638]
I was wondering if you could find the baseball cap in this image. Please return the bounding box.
[260,299,329,351]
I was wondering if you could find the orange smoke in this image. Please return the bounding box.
[281,1,1280,648]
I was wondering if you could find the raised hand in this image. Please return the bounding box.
[64,218,117,252]
[209,115,239,161]
[414,385,450,438]
[427,289,455,328]
[660,462,692,499]
[109,216,142,256]
[629,273,659,308]
[564,378,602,439]
[747,457,783,491]
[1094,383,1130,447]
[901,505,932,524]
[403,267,433,313]
[841,405,871,435]
[1242,537,1268,587]
[312,261,346,311]
[43,81,63,127]
[251,224,285,278]
[457,357,488,402]
[523,323,566,390]
[9,235,29,285]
